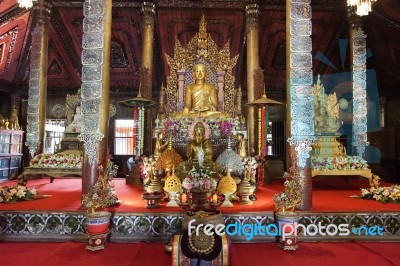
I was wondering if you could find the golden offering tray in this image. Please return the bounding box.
[311,169,372,180]
[18,167,82,185]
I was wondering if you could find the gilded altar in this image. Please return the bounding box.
[155,16,246,160]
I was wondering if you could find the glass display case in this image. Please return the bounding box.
[0,130,24,180]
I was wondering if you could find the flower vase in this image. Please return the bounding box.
[86,211,111,234]
[190,190,210,210]
[221,192,234,207]
[85,211,112,251]
[275,211,299,251]
[166,191,179,207]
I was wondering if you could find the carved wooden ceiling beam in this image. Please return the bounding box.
[50,0,345,10]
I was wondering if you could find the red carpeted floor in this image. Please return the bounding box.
[0,241,399,266]
[0,176,399,213]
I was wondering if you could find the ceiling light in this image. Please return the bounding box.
[347,0,377,16]
[18,0,36,9]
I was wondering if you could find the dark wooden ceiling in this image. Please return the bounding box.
[1,0,400,100]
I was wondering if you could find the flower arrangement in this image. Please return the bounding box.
[139,155,156,182]
[30,153,82,168]
[188,119,211,140]
[182,165,217,192]
[242,156,259,179]
[218,120,234,136]
[311,156,369,171]
[81,162,119,213]
[358,185,400,203]
[162,118,184,137]
[160,117,240,138]
[0,185,43,203]
[216,148,244,175]
[273,164,304,212]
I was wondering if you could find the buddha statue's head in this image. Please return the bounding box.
[193,64,207,83]
[194,122,206,143]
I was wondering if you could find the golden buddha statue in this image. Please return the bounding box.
[172,63,232,119]
[187,121,213,165]
[176,121,222,181]
[153,132,168,159]
[182,64,218,117]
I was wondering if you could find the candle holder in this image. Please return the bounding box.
[179,201,191,211]
[209,201,223,210]
[176,193,192,211]
[141,192,164,208]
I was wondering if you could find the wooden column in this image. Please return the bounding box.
[286,0,315,210]
[140,1,156,155]
[245,3,260,155]
[25,0,51,158]
[79,0,112,195]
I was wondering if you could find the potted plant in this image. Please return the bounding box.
[81,161,119,251]
[272,162,304,251]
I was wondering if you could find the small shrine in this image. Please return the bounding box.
[311,75,372,180]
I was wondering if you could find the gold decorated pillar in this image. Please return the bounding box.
[25,0,51,158]
[245,3,260,155]
[140,1,156,155]
[79,0,112,195]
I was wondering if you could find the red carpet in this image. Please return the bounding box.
[0,176,399,212]
[0,241,399,266]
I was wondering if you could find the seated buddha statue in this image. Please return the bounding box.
[187,121,213,165]
[176,121,221,180]
[175,64,229,119]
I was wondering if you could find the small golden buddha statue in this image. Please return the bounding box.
[236,133,247,158]
[187,122,213,165]
[153,132,168,159]
[176,121,222,181]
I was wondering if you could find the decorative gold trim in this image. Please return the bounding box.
[311,169,372,179]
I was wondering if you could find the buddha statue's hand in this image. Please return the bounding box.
[193,105,210,112]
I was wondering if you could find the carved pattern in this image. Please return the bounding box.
[65,90,81,127]
[0,211,398,242]
[50,9,82,73]
[48,59,62,75]
[78,132,104,163]
[288,0,315,168]
[0,27,18,74]
[352,27,369,156]
[164,16,238,115]
[110,40,128,68]
[26,22,45,158]
[79,0,105,163]
[141,2,155,27]
[287,137,316,167]
[245,4,259,31]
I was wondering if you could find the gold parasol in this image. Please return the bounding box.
[118,85,156,108]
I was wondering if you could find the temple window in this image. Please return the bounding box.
[114,119,135,155]
[44,119,65,154]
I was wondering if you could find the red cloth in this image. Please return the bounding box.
[0,242,399,266]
